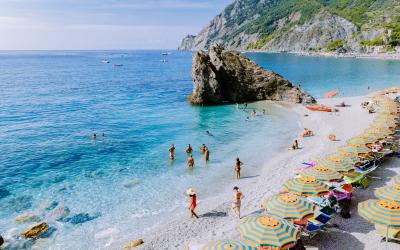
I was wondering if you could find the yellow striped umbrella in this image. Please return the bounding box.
[336,150,360,162]
[300,166,342,181]
[316,157,355,173]
[393,175,400,185]
[358,199,400,229]
[282,177,331,197]
[375,185,400,202]
[238,215,299,249]
[200,240,258,250]
[261,194,315,221]
[346,137,377,145]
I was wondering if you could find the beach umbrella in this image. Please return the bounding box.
[339,145,370,156]
[346,137,377,145]
[282,177,331,197]
[358,199,400,245]
[200,240,258,250]
[300,166,342,181]
[324,90,338,98]
[358,200,400,228]
[375,185,400,202]
[393,175,400,185]
[261,193,315,221]
[317,157,355,173]
[237,215,299,249]
[336,150,360,162]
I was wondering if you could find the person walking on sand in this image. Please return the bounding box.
[232,186,244,219]
[185,144,193,154]
[235,157,243,180]
[169,144,175,160]
[205,147,210,162]
[188,154,195,168]
[187,188,199,218]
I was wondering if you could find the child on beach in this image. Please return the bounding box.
[235,157,243,179]
[232,186,243,219]
[188,154,195,168]
[187,188,199,219]
[169,144,175,159]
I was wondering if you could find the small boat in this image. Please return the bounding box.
[113,64,123,67]
[101,60,110,64]
[160,59,168,63]
[161,52,170,56]
[306,105,339,112]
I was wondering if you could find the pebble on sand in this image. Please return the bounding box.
[22,222,49,239]
[123,239,144,249]
[15,213,40,224]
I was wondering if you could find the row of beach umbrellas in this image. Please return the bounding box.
[198,89,400,249]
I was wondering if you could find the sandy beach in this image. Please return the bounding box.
[135,95,399,250]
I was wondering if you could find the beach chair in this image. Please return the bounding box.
[376,227,400,243]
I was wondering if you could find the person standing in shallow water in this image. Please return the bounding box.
[235,157,243,180]
[187,188,199,219]
[169,144,175,160]
[185,144,193,154]
[92,133,97,140]
[232,186,244,219]
[205,147,210,162]
[188,154,195,168]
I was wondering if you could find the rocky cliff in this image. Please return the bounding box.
[189,44,315,105]
[179,0,400,53]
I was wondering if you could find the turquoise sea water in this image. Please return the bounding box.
[0,51,399,249]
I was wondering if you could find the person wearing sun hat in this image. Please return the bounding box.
[187,188,199,219]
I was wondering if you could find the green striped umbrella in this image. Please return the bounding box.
[375,185,400,202]
[200,240,258,250]
[358,199,400,229]
[238,215,299,249]
[316,157,355,173]
[393,175,400,185]
[338,145,370,155]
[346,137,376,145]
[336,150,360,162]
[261,193,315,221]
[282,177,331,197]
[300,166,342,181]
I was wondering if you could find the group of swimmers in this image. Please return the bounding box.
[92,133,106,140]
[169,143,210,168]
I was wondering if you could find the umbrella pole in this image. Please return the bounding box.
[386,226,389,250]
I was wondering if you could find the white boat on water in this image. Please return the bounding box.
[113,64,123,67]
[101,60,110,63]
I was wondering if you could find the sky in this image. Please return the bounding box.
[0,0,233,50]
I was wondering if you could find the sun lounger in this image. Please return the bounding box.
[376,227,400,243]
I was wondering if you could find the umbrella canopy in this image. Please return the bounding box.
[358,199,400,229]
[346,137,377,145]
[316,157,355,173]
[200,240,258,250]
[261,193,315,221]
[393,175,400,185]
[324,91,338,98]
[282,177,331,197]
[375,185,400,202]
[300,166,342,181]
[336,150,360,162]
[238,215,299,249]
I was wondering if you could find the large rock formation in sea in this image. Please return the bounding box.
[189,44,315,105]
[179,0,400,53]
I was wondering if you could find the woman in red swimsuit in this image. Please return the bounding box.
[187,188,199,218]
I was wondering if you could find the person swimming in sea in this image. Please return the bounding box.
[185,144,193,154]
[245,116,250,121]
[169,144,175,159]
[188,154,195,168]
[206,130,213,136]
[205,147,210,162]
[262,109,266,115]
[251,109,257,116]
[92,133,97,140]
[102,133,106,137]
[244,103,248,110]
[235,157,243,180]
